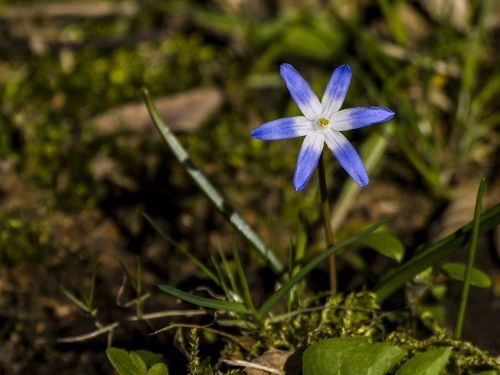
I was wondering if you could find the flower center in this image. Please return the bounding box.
[317,117,330,128]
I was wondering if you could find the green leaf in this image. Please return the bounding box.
[356,231,405,262]
[442,263,491,288]
[258,222,383,316]
[474,371,499,375]
[395,347,452,375]
[375,202,500,301]
[129,352,147,375]
[303,337,406,375]
[147,363,169,375]
[106,348,143,375]
[133,350,163,368]
[107,348,165,375]
[158,284,250,314]
[143,89,283,275]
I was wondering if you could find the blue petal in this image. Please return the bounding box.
[280,63,322,120]
[323,130,368,187]
[293,132,324,191]
[331,107,394,131]
[321,64,352,115]
[250,116,313,140]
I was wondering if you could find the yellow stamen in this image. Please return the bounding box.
[317,117,330,128]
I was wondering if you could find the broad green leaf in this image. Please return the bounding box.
[303,337,406,375]
[442,263,491,288]
[134,350,163,368]
[356,232,405,262]
[258,222,383,316]
[474,371,499,375]
[106,348,141,375]
[395,347,452,375]
[158,284,250,314]
[375,202,500,301]
[143,89,283,275]
[147,363,169,375]
[129,352,147,375]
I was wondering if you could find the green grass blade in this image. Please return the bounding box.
[61,286,91,314]
[143,213,220,286]
[158,284,250,314]
[136,256,142,296]
[85,257,98,310]
[217,246,241,299]
[395,130,442,191]
[119,259,137,292]
[377,0,407,46]
[211,255,234,301]
[375,201,500,302]
[455,178,486,339]
[456,0,491,127]
[231,242,258,316]
[258,222,383,316]
[142,89,283,275]
[287,214,308,310]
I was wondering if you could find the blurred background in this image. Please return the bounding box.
[1,0,500,373]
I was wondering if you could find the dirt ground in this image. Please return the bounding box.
[1,156,500,374]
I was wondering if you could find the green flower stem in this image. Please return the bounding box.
[454,178,486,339]
[318,154,337,294]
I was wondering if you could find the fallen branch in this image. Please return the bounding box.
[58,309,207,343]
[222,359,283,375]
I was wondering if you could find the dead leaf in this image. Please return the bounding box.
[92,87,223,137]
[244,348,293,375]
[419,0,469,31]
[431,178,500,242]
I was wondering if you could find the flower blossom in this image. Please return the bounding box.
[251,63,394,191]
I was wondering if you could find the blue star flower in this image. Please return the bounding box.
[251,63,394,191]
